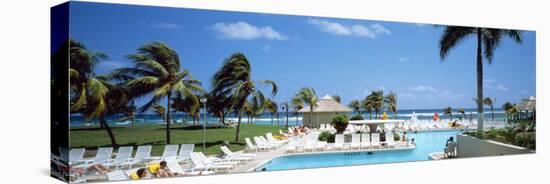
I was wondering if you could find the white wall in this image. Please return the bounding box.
[457,134,534,158]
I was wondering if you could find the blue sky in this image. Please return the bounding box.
[69,2,536,110]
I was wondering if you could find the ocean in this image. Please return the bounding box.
[69,108,508,127]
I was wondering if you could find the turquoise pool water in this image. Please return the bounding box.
[256,131,460,171]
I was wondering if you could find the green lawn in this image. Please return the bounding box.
[70,124,285,156]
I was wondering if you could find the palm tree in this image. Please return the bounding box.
[443,107,453,120]
[348,100,362,114]
[117,100,137,126]
[502,102,514,121]
[171,94,200,124]
[366,90,384,119]
[265,99,278,125]
[211,53,277,141]
[291,98,304,125]
[458,108,466,120]
[385,91,398,119]
[207,92,230,125]
[292,87,318,126]
[362,99,374,119]
[331,95,342,103]
[112,42,204,144]
[439,26,522,130]
[483,97,496,120]
[506,104,519,120]
[281,101,290,128]
[69,39,119,146]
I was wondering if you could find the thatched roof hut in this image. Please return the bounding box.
[298,95,352,128]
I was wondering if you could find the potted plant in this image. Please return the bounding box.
[331,114,349,134]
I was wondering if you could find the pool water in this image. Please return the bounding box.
[256,131,460,171]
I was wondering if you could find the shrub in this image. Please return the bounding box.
[487,129,505,139]
[318,131,335,143]
[350,114,364,120]
[331,114,349,134]
[393,133,401,141]
[515,132,536,149]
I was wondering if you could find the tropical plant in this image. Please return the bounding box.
[69,39,120,146]
[281,101,290,128]
[362,99,374,119]
[443,107,453,120]
[483,97,496,120]
[171,94,200,124]
[264,99,278,125]
[366,90,384,119]
[439,26,522,130]
[385,91,397,119]
[291,98,304,125]
[292,87,318,126]
[206,92,230,125]
[211,53,277,141]
[331,114,349,134]
[318,131,335,143]
[502,102,514,120]
[348,100,362,114]
[111,42,204,144]
[350,114,364,120]
[331,95,341,103]
[458,108,466,120]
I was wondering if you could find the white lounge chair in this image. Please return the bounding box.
[260,135,283,147]
[371,133,381,149]
[267,132,288,144]
[350,134,361,150]
[195,152,240,167]
[74,147,113,168]
[68,148,86,166]
[188,152,234,173]
[177,144,194,163]
[385,133,397,148]
[333,134,345,150]
[148,144,179,162]
[106,170,129,181]
[360,134,371,149]
[108,146,133,170]
[245,137,268,152]
[119,145,151,169]
[254,136,277,150]
[164,157,214,176]
[444,142,457,158]
[220,146,256,160]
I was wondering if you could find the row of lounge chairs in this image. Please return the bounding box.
[245,132,289,152]
[285,132,407,153]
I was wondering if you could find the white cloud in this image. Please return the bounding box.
[484,79,496,83]
[154,22,183,29]
[212,21,287,40]
[495,84,509,92]
[408,85,438,92]
[261,45,272,53]
[307,18,391,38]
[521,90,529,95]
[399,92,417,98]
[398,57,409,62]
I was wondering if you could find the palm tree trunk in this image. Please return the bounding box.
[285,109,289,128]
[235,109,244,141]
[99,115,117,146]
[166,92,172,144]
[476,28,485,131]
[309,106,314,126]
[491,105,495,121]
[276,113,280,126]
[270,113,274,125]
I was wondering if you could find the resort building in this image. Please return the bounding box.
[298,95,352,128]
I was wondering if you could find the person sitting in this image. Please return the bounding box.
[71,164,111,176]
[130,168,148,180]
[148,161,173,178]
[402,132,408,142]
[444,137,457,158]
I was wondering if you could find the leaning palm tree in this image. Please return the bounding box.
[69,39,120,146]
[439,26,522,130]
[211,53,277,141]
[443,107,453,120]
[458,108,466,120]
[264,99,278,125]
[348,100,362,114]
[362,99,374,119]
[292,87,318,126]
[111,42,204,144]
[483,97,496,120]
[502,102,514,121]
[291,97,304,125]
[385,91,398,119]
[366,90,384,119]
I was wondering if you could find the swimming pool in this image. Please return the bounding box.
[255,130,460,171]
